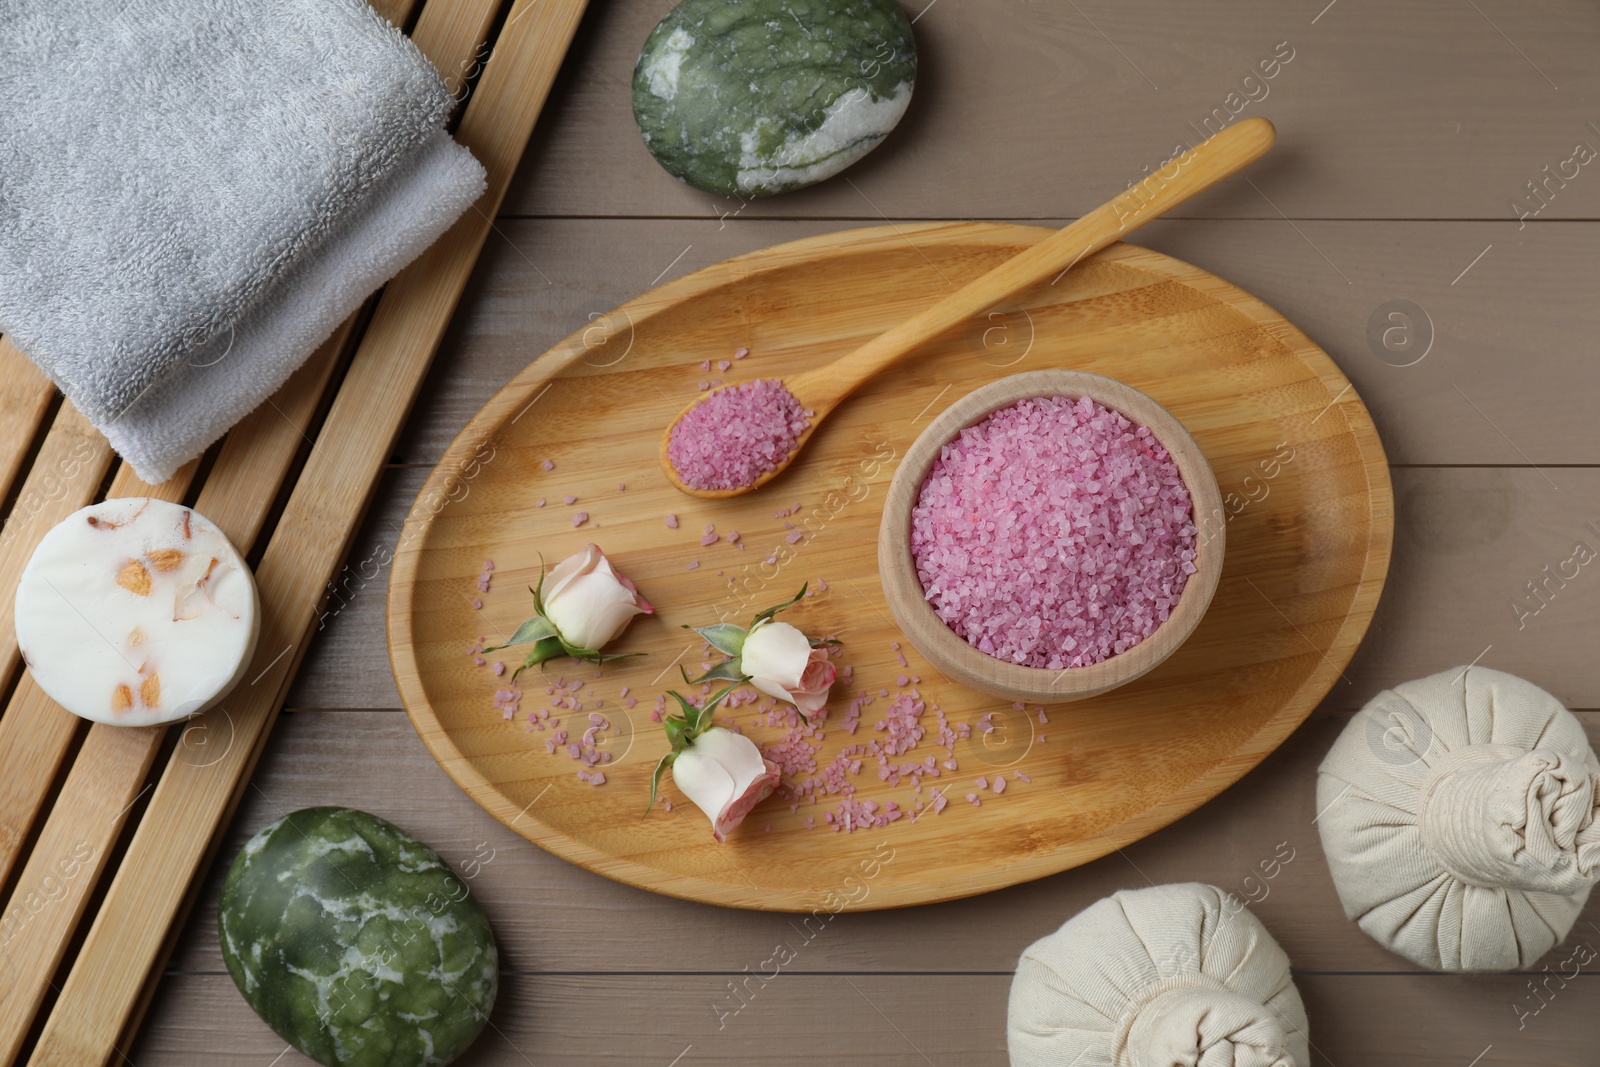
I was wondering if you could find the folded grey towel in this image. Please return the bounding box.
[0,0,455,424]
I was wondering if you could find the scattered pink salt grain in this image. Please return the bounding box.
[665,513,679,529]
[471,598,483,610]
[786,530,803,544]
[1014,771,1032,783]
[726,530,740,543]
[571,512,589,527]
[541,459,554,471]
[910,394,1197,670]
[699,532,719,546]
[665,378,811,490]
[717,360,732,372]
[698,380,711,391]
[472,655,485,667]
[535,498,546,508]
[993,777,1007,794]
[734,347,749,359]
[687,560,700,570]
[491,662,505,676]
[1038,709,1050,724]
[563,494,577,505]
[700,359,712,372]
[975,776,988,789]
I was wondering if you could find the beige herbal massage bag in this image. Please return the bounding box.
[1317,665,1600,971]
[1008,882,1309,1066]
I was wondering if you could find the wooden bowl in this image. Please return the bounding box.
[877,369,1225,703]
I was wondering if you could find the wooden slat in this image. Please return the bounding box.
[0,405,111,685]
[28,0,589,1061]
[0,341,58,526]
[507,0,1600,223]
[0,406,115,887]
[129,971,1600,1066]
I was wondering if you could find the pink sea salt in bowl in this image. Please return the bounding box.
[877,370,1224,704]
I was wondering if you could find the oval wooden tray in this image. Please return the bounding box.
[388,222,1392,911]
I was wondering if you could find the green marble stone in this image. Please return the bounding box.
[218,807,498,1067]
[632,0,917,198]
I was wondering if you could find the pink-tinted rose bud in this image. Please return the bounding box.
[739,620,835,715]
[541,544,653,650]
[672,727,780,843]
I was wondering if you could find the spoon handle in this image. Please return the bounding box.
[797,116,1277,407]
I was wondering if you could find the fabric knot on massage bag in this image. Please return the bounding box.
[1317,665,1600,971]
[1007,882,1309,1067]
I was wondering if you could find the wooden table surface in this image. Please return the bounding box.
[134,1,1600,1063]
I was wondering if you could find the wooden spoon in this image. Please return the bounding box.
[660,115,1277,499]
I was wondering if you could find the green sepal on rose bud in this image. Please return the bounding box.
[675,585,838,719]
[686,622,749,657]
[646,682,740,814]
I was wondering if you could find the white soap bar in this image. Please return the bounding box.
[15,498,259,727]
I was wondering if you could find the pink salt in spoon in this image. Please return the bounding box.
[661,116,1277,499]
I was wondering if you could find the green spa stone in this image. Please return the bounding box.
[632,0,917,198]
[218,807,498,1067]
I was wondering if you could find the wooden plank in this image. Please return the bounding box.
[129,971,1600,1066]
[506,0,1600,222]
[287,466,413,709]
[1344,466,1600,713]
[0,341,58,530]
[27,0,590,1061]
[0,404,111,687]
[165,708,1600,977]
[0,407,116,889]
[397,218,1600,469]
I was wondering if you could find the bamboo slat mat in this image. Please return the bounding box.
[0,0,589,1061]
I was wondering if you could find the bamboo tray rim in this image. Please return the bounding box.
[387,220,1394,911]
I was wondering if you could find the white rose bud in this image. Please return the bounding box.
[540,544,653,650]
[672,727,780,843]
[738,619,836,715]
